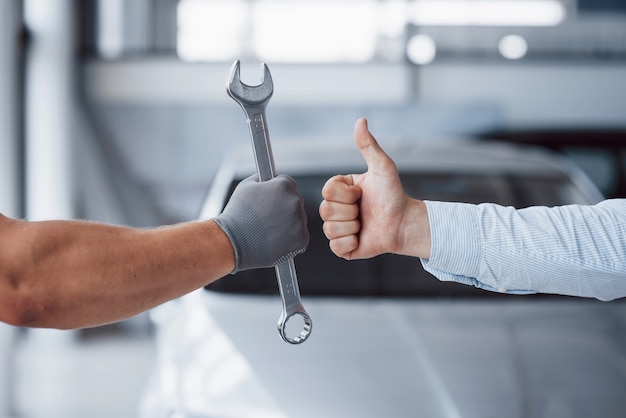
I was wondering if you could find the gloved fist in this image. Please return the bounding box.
[214,174,309,273]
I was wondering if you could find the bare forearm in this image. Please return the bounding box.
[0,216,234,329]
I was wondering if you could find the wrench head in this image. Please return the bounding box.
[226,60,273,106]
[278,310,312,344]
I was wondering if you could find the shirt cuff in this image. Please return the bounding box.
[420,201,483,283]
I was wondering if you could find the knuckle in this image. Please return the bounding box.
[321,175,346,200]
[321,180,335,200]
[318,200,331,220]
[348,204,360,221]
[329,235,357,257]
[322,221,334,238]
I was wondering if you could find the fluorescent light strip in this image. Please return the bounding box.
[411,0,565,27]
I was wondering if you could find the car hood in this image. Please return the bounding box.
[142,290,626,418]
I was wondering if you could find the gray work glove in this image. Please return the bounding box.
[214,174,309,273]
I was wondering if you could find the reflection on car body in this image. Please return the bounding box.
[140,139,626,418]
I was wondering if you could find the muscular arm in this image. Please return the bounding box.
[0,215,234,329]
[0,174,309,329]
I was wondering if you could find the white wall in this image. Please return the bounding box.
[85,59,626,128]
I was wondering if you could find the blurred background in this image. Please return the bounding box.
[0,0,625,417]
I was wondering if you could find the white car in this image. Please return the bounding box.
[140,139,626,418]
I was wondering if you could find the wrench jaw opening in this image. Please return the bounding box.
[226,60,274,106]
[278,310,313,345]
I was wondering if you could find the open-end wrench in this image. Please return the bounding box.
[226,60,312,344]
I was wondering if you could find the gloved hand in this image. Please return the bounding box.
[214,174,309,273]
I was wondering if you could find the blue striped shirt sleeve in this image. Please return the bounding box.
[420,199,626,301]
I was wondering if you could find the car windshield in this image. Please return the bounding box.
[206,172,589,298]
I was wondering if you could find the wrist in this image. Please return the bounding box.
[397,199,431,259]
[206,219,236,275]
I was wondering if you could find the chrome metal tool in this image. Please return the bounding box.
[226,60,312,344]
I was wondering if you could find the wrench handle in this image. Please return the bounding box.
[246,106,277,181]
[275,259,312,344]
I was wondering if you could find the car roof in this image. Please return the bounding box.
[201,137,604,218]
[222,138,579,178]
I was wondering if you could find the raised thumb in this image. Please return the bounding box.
[354,118,395,174]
